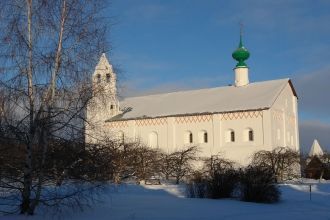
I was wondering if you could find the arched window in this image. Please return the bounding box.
[96,74,101,83]
[189,133,193,143]
[244,128,254,142]
[231,131,235,142]
[198,130,208,143]
[106,73,111,83]
[184,131,193,144]
[204,132,208,143]
[249,130,254,141]
[226,129,235,143]
[149,131,158,148]
[118,131,124,144]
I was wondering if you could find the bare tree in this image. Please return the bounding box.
[98,137,139,184]
[203,155,239,199]
[94,136,163,184]
[203,155,235,176]
[132,144,162,183]
[160,152,175,181]
[170,146,198,184]
[0,0,109,215]
[252,147,300,182]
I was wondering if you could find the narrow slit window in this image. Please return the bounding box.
[249,130,254,141]
[189,133,193,143]
[204,132,208,143]
[231,131,235,142]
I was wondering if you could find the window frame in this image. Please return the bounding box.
[248,130,254,141]
[204,132,208,143]
[230,131,235,142]
[189,132,193,143]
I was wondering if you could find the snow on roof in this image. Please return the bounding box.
[309,139,324,157]
[110,78,293,121]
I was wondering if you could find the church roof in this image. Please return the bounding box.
[109,78,296,121]
[309,139,324,157]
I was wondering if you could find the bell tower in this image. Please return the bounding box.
[90,53,120,122]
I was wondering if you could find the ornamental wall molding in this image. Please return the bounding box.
[175,114,213,124]
[135,117,168,127]
[220,110,262,121]
[106,120,129,129]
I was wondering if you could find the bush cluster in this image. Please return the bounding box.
[207,168,240,199]
[187,156,280,203]
[85,141,198,184]
[186,171,207,198]
[240,165,280,203]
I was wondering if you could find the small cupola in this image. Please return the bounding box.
[232,31,250,87]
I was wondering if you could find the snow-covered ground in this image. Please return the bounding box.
[2,180,330,220]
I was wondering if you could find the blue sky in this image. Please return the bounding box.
[106,0,330,152]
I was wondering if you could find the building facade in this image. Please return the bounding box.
[86,38,299,166]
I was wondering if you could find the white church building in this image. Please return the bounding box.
[86,36,300,166]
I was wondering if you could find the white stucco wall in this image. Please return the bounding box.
[270,83,299,151]
[100,109,279,166]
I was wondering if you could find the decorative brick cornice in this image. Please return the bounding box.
[220,110,262,120]
[175,114,212,124]
[135,117,168,127]
[105,120,129,129]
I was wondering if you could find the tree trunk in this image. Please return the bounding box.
[29,0,67,213]
[176,176,180,184]
[21,0,34,214]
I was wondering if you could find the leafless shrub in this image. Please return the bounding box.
[95,138,163,184]
[187,155,239,199]
[251,147,300,182]
[131,144,162,183]
[186,171,207,198]
[168,146,199,184]
[160,153,176,181]
[204,156,239,199]
[0,138,115,215]
[240,165,280,203]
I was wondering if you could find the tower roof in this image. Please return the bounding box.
[232,33,250,67]
[309,139,324,157]
[95,53,113,72]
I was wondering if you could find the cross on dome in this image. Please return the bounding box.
[232,23,250,68]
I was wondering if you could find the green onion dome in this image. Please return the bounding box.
[232,35,250,67]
